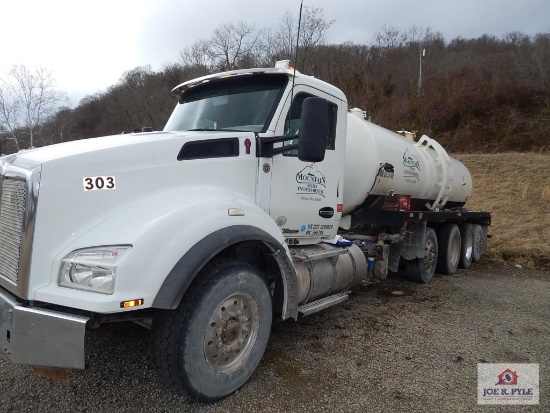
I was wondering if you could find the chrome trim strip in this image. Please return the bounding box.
[0,158,41,299]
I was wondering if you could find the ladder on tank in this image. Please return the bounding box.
[416,135,454,211]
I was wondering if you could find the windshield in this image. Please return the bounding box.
[164,74,288,133]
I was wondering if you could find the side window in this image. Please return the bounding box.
[283,93,337,156]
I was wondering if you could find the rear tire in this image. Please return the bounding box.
[436,223,461,275]
[405,227,438,283]
[151,259,272,402]
[472,224,484,262]
[458,223,474,269]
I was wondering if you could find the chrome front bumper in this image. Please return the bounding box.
[0,288,89,369]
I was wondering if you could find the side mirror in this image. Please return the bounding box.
[298,97,328,162]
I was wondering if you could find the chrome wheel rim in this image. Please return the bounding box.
[204,293,260,374]
[465,231,474,261]
[424,238,437,273]
[450,233,461,266]
[474,230,483,258]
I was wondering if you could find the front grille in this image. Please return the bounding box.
[0,178,27,284]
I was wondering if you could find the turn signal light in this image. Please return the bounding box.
[120,299,144,308]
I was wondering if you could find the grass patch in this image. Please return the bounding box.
[455,152,550,269]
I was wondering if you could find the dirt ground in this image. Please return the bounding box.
[1,259,548,412]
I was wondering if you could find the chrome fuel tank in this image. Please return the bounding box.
[291,243,367,305]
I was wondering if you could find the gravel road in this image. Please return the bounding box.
[1,260,548,412]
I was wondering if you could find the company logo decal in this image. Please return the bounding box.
[403,149,420,183]
[403,149,420,169]
[296,163,326,199]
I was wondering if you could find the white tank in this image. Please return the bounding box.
[342,110,472,215]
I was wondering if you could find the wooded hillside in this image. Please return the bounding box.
[1,7,549,154]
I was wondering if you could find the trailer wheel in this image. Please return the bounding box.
[405,227,438,283]
[458,223,474,269]
[150,259,272,402]
[472,224,484,262]
[436,223,461,275]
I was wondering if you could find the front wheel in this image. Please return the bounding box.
[151,259,272,402]
[405,227,438,283]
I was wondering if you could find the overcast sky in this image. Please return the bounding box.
[2,0,549,106]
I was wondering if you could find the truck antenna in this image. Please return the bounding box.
[290,0,303,105]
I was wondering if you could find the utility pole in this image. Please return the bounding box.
[418,48,425,96]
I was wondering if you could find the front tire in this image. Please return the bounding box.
[151,259,272,402]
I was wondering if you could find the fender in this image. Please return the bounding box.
[152,225,299,320]
[34,186,300,318]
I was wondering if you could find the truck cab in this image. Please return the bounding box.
[164,62,347,243]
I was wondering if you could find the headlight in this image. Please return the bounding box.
[59,246,132,294]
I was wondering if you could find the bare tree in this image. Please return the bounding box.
[0,65,68,149]
[180,21,260,72]
[261,7,334,70]
[180,39,212,70]
[300,7,335,51]
[0,85,22,151]
[373,25,408,50]
[272,11,297,58]
[207,21,258,71]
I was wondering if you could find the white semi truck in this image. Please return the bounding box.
[0,61,490,401]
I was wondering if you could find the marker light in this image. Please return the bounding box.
[121,299,144,308]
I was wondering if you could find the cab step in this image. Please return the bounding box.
[298,291,349,316]
[293,248,348,262]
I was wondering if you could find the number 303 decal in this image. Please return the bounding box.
[83,176,116,191]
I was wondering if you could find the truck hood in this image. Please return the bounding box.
[4,129,259,300]
[13,131,181,164]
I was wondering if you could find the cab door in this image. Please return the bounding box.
[267,86,345,243]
